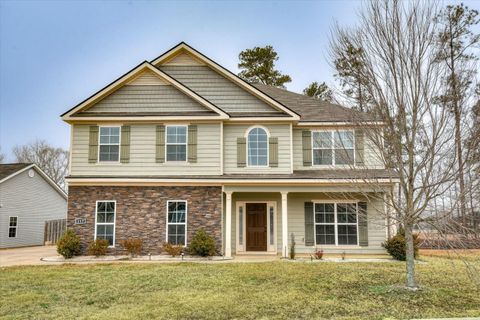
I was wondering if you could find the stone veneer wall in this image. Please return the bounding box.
[67,186,222,255]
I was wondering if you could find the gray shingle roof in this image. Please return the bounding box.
[252,83,374,122]
[0,163,32,181]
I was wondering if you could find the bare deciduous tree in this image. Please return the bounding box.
[0,147,5,163]
[13,140,69,189]
[434,3,479,225]
[330,0,463,289]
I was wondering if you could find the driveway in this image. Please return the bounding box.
[0,246,58,267]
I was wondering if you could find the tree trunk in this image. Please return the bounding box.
[404,222,418,289]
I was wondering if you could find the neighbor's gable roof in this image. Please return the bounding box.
[61,62,229,121]
[151,42,300,120]
[0,163,67,199]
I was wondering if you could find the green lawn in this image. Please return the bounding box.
[1,256,479,319]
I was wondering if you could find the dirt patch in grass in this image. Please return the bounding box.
[0,256,479,319]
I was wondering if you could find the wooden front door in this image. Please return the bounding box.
[246,203,267,251]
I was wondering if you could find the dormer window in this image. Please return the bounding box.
[247,127,268,167]
[312,130,354,166]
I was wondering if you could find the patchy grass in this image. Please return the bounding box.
[0,256,479,319]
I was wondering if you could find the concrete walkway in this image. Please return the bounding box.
[0,246,58,267]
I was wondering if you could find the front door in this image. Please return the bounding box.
[246,203,267,251]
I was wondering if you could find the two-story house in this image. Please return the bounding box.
[62,42,396,257]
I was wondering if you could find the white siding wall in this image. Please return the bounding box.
[292,127,385,170]
[70,123,222,176]
[0,169,67,248]
[223,124,292,174]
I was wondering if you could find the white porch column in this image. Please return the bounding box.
[281,192,289,258]
[225,191,233,258]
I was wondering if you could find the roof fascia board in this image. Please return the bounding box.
[151,43,300,120]
[61,62,229,121]
[67,177,399,186]
[297,121,384,126]
[64,115,227,123]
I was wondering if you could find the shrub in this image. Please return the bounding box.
[121,238,143,257]
[289,233,296,260]
[313,248,324,260]
[87,239,109,257]
[188,229,216,257]
[383,228,420,261]
[163,242,183,257]
[56,229,81,259]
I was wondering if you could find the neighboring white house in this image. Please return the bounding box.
[0,163,67,248]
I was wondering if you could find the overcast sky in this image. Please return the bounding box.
[0,0,477,161]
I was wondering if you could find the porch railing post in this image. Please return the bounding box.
[225,191,233,258]
[281,192,289,258]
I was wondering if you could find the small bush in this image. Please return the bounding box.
[383,228,420,261]
[87,239,109,257]
[188,229,216,257]
[313,248,324,260]
[121,238,143,257]
[163,242,183,257]
[57,229,81,259]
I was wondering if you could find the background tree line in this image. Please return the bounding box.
[0,141,69,190]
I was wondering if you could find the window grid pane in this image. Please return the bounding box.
[96,201,115,246]
[167,201,187,246]
[99,127,120,162]
[247,128,268,166]
[166,126,187,161]
[314,203,358,246]
[312,131,354,166]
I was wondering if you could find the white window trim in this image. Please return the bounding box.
[94,200,116,248]
[311,129,355,167]
[245,126,270,168]
[313,201,360,247]
[166,200,188,246]
[8,216,18,238]
[165,125,188,163]
[98,125,121,163]
[235,201,277,253]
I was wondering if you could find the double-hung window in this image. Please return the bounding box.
[95,201,116,246]
[312,130,354,165]
[314,202,358,246]
[247,127,268,166]
[167,201,187,245]
[166,126,187,162]
[8,216,18,238]
[99,127,120,162]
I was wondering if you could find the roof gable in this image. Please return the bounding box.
[61,62,229,121]
[151,43,300,120]
[0,163,67,199]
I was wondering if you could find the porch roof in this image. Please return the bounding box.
[66,169,397,182]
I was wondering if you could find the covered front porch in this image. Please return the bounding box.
[222,185,389,258]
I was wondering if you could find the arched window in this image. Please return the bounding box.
[247,127,268,166]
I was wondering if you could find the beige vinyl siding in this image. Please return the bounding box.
[163,52,205,66]
[0,169,67,248]
[84,85,210,114]
[126,70,169,85]
[70,123,221,176]
[223,124,291,174]
[159,65,280,114]
[223,191,387,255]
[292,127,385,170]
